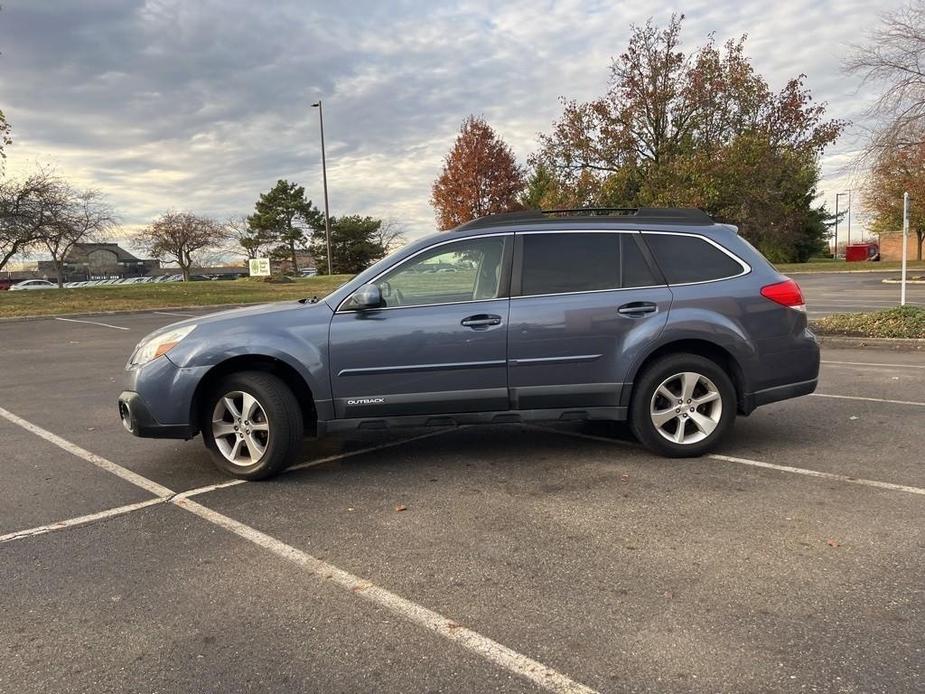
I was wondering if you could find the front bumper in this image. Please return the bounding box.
[118,391,198,439]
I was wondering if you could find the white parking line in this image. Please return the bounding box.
[0,411,593,694]
[0,498,166,544]
[175,428,456,500]
[811,393,925,407]
[533,427,925,497]
[0,406,174,497]
[54,317,130,331]
[822,360,925,370]
[709,454,925,496]
[1,431,457,544]
[177,496,598,694]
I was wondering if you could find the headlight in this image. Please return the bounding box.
[129,324,197,367]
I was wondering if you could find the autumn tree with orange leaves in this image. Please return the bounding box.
[864,134,925,260]
[431,116,525,230]
[531,14,844,262]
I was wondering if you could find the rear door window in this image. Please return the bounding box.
[642,233,745,284]
[519,232,659,296]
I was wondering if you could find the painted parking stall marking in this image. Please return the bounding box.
[0,498,166,544]
[821,360,925,370]
[0,405,173,497]
[176,495,599,694]
[811,392,925,407]
[54,317,130,331]
[0,431,456,545]
[0,407,595,694]
[532,426,925,498]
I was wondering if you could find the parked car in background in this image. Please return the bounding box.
[0,278,17,291]
[10,279,57,291]
[120,207,819,480]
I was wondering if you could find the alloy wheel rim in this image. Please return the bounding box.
[649,371,722,445]
[211,390,270,466]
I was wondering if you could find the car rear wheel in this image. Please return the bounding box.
[629,353,736,458]
[201,371,304,480]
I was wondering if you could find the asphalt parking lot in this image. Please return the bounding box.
[797,270,924,317]
[1,300,923,692]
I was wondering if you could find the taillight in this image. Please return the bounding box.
[761,278,805,312]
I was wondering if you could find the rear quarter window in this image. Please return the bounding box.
[643,233,746,284]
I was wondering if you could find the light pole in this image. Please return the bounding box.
[834,191,850,259]
[311,100,333,276]
[901,192,909,306]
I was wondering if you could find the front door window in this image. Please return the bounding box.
[374,236,506,308]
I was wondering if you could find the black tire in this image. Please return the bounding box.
[201,371,304,480]
[629,353,736,458]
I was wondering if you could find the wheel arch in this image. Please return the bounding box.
[191,355,317,435]
[623,339,751,415]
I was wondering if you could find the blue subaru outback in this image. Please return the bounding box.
[119,208,819,479]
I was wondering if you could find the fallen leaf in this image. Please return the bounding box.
[849,416,859,421]
[826,538,841,548]
[395,504,407,512]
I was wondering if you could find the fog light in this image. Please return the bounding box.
[119,402,135,433]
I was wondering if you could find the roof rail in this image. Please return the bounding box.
[453,207,713,231]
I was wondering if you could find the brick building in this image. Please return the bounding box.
[878,232,923,262]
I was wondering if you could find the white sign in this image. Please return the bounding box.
[249,257,271,277]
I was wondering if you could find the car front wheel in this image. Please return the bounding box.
[202,371,304,480]
[629,353,736,458]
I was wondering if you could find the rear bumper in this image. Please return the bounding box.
[118,391,198,439]
[741,377,818,414]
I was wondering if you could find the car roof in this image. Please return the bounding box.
[453,207,715,232]
[444,208,740,242]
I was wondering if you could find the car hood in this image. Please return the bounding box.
[142,300,328,341]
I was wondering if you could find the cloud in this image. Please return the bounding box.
[0,0,904,249]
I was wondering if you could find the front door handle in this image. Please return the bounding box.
[461,314,502,328]
[617,301,658,317]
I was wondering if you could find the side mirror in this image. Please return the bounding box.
[346,283,382,310]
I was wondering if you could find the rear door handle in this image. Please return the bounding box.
[461,314,502,328]
[617,301,658,316]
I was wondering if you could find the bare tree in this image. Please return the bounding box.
[39,186,117,287]
[846,1,925,156]
[225,215,270,260]
[139,212,228,281]
[0,170,57,272]
[375,219,407,254]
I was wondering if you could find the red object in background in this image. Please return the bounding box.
[845,243,875,262]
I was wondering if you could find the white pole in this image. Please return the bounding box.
[901,192,909,307]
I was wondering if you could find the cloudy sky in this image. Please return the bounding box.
[0,0,901,249]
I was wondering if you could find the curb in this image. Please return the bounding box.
[815,334,925,351]
[881,278,925,284]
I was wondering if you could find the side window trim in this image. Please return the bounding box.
[510,229,666,299]
[335,233,514,313]
[639,230,752,286]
